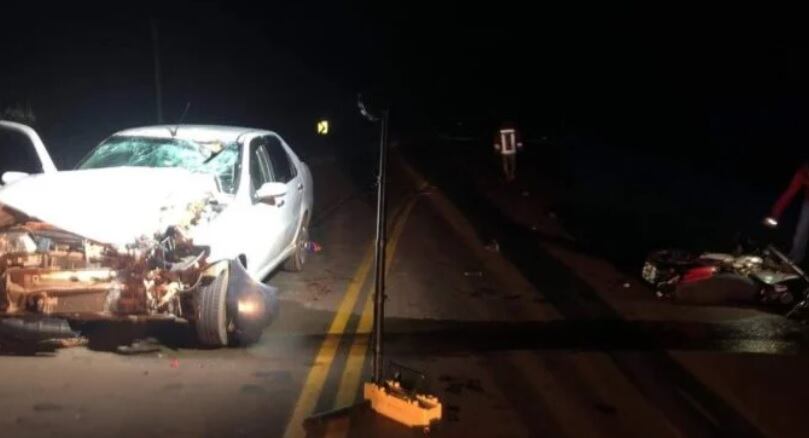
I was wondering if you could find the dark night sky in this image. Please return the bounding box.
[1,2,807,183]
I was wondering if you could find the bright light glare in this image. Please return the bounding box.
[238,299,259,315]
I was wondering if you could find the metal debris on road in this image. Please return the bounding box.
[116,338,162,355]
[484,239,500,252]
[55,337,88,349]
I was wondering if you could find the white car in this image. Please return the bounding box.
[0,122,313,347]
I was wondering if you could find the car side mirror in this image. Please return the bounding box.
[256,181,287,204]
[2,171,29,185]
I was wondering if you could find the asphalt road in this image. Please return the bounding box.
[2,138,809,437]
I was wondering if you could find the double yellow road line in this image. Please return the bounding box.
[283,197,419,438]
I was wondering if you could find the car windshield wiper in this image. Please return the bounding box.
[200,142,229,164]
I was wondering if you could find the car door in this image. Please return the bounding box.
[0,121,57,185]
[264,135,302,248]
[242,137,290,272]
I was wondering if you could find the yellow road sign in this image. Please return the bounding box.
[317,120,329,135]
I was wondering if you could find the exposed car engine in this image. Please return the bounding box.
[0,208,214,320]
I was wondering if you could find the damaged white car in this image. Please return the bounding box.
[0,122,313,347]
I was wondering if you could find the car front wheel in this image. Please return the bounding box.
[195,269,230,347]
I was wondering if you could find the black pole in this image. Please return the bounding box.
[372,109,389,383]
[150,19,164,124]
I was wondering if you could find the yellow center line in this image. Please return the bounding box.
[282,244,374,438]
[333,196,419,409]
[282,198,418,438]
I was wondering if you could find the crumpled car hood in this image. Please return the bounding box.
[0,167,220,246]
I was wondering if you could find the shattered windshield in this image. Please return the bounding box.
[77,136,241,194]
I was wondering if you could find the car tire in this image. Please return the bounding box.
[195,268,230,347]
[283,215,309,272]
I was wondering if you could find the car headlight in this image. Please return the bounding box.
[0,231,38,255]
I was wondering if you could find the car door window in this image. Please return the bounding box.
[265,137,296,183]
[0,131,43,175]
[249,140,273,194]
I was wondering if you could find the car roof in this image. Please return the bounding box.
[112,125,277,144]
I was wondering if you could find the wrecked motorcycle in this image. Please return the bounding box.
[641,244,809,317]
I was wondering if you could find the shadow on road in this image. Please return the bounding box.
[0,320,198,356]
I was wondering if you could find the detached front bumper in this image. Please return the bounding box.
[0,316,79,343]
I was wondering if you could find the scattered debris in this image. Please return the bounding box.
[33,402,63,412]
[478,287,498,296]
[55,337,88,349]
[305,280,332,296]
[465,379,484,393]
[622,282,631,289]
[305,241,323,253]
[593,401,617,415]
[484,239,500,252]
[445,404,461,422]
[163,383,183,391]
[445,382,464,394]
[116,338,162,355]
[241,384,266,394]
[253,370,293,384]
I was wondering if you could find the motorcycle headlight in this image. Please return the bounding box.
[0,231,37,255]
